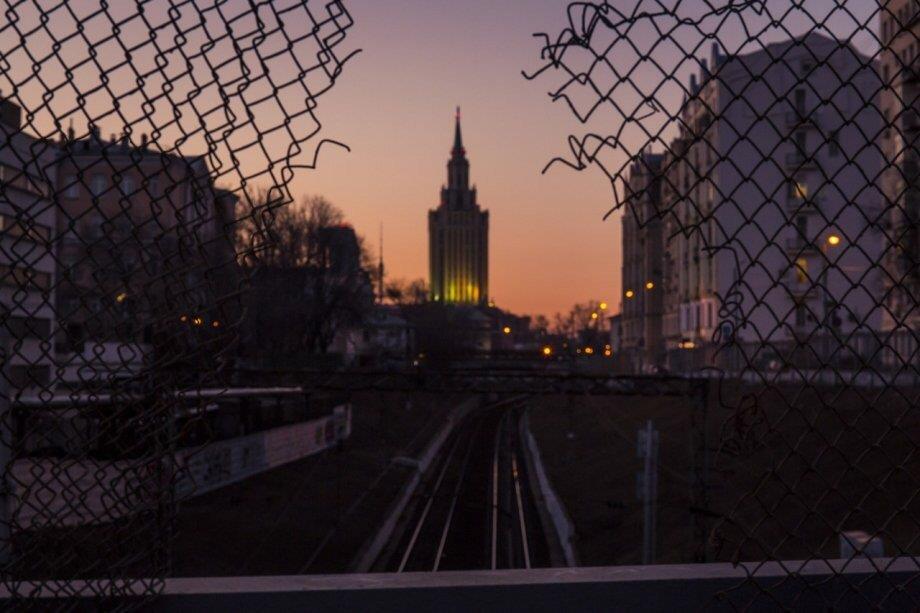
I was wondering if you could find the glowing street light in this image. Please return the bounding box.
[502,325,512,335]
[591,312,599,320]
[826,234,841,247]
[600,302,608,310]
[542,346,553,357]
[625,290,635,299]
[645,281,655,290]
[584,347,595,355]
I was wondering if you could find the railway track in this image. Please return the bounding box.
[382,400,549,572]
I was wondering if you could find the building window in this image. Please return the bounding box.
[5,316,51,340]
[0,213,50,242]
[795,257,809,284]
[119,175,134,195]
[794,88,806,113]
[7,365,50,390]
[797,215,808,238]
[0,264,52,291]
[795,130,807,154]
[828,130,839,157]
[795,304,807,328]
[90,174,106,197]
[64,174,79,198]
[788,180,808,200]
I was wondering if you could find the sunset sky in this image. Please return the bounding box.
[292,0,878,319]
[1,0,880,320]
[298,0,619,319]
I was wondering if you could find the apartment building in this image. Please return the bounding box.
[623,34,885,372]
[878,0,920,367]
[0,98,58,394]
[620,152,664,372]
[53,127,238,387]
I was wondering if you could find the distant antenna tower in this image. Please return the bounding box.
[378,222,385,303]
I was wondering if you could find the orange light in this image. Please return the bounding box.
[584,347,595,355]
[193,317,203,326]
[542,346,552,357]
[180,315,188,323]
[827,234,841,246]
[600,302,608,310]
[604,349,612,357]
[625,290,635,299]
[115,292,127,303]
[212,320,220,328]
[503,326,511,334]
[591,312,599,320]
[646,281,655,290]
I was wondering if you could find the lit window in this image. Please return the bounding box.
[795,258,808,284]
[788,180,808,200]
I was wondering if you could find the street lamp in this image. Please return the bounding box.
[502,325,511,335]
[645,281,655,290]
[819,231,843,361]
[625,290,635,299]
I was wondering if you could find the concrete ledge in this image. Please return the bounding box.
[6,559,919,611]
[520,410,578,567]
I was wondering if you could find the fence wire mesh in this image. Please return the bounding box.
[4,0,920,609]
[527,0,920,609]
[0,0,355,606]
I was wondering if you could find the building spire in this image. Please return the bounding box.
[452,106,464,156]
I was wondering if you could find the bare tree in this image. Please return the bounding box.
[385,278,428,306]
[237,191,372,364]
[553,301,605,345]
[532,314,550,336]
[236,189,345,269]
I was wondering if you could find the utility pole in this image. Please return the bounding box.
[636,419,659,565]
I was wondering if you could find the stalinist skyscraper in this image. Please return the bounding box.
[429,108,489,305]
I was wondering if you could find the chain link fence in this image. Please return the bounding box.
[528,0,920,608]
[0,0,356,606]
[3,0,920,609]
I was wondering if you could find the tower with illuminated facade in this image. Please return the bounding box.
[429,108,489,305]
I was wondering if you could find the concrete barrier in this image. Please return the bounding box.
[351,397,478,572]
[8,558,920,611]
[521,410,578,567]
[10,406,352,528]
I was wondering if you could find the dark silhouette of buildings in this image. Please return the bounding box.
[428,108,489,305]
